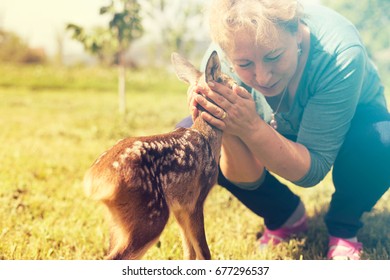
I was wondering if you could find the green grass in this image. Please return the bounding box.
[0,64,389,260]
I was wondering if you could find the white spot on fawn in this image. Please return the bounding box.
[156,142,163,151]
[188,155,194,166]
[119,153,128,162]
[187,142,195,151]
[143,142,150,149]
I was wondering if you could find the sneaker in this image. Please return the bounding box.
[327,236,362,260]
[258,214,308,249]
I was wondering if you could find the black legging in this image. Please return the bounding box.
[325,105,390,237]
[218,168,300,230]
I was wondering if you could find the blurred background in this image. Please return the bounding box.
[0,0,388,73]
[0,0,389,260]
[0,0,209,67]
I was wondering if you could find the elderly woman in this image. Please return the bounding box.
[178,0,390,259]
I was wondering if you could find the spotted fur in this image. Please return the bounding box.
[84,51,234,260]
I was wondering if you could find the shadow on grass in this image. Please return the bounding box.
[298,206,390,260]
[359,209,390,259]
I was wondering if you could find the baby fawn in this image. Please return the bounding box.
[84,51,235,260]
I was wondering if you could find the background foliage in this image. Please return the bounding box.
[0,30,46,64]
[322,0,390,83]
[0,0,389,260]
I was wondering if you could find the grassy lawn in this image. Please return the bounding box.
[0,64,389,260]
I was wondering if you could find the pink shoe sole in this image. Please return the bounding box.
[258,214,308,247]
[327,236,362,260]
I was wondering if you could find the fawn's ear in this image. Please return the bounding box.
[205,51,221,84]
[171,52,202,85]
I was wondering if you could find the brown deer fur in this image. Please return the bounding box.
[84,51,235,260]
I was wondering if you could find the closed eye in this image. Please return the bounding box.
[237,61,252,68]
[265,53,283,62]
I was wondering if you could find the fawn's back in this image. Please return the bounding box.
[84,127,218,216]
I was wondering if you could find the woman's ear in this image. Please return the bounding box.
[296,23,303,46]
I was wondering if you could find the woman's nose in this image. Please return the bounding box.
[254,63,273,87]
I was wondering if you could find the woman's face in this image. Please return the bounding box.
[227,27,301,97]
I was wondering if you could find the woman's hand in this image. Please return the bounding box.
[189,81,261,137]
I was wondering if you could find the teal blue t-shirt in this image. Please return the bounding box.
[200,4,386,187]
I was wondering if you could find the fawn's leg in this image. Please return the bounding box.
[107,233,163,260]
[173,210,197,259]
[105,196,170,260]
[187,208,211,260]
[173,207,211,260]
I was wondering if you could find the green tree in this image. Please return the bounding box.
[322,0,390,53]
[67,0,143,114]
[141,0,206,64]
[66,25,117,65]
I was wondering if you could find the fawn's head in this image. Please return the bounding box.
[171,51,235,116]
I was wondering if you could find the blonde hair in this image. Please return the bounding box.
[207,0,303,52]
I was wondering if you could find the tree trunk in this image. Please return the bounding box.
[118,50,126,115]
